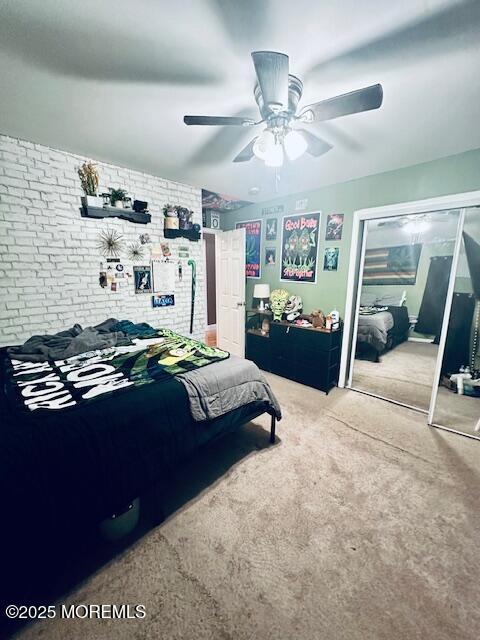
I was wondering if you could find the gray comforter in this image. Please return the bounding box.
[357,311,394,352]
[7,319,128,362]
[178,355,281,422]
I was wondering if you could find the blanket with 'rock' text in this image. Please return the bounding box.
[5,328,229,413]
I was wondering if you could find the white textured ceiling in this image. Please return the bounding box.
[0,0,479,201]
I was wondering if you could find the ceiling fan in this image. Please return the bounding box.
[184,51,383,167]
[377,212,452,228]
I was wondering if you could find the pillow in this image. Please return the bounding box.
[360,292,378,306]
[374,292,406,307]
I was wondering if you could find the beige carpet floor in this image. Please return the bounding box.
[435,386,479,436]
[351,340,439,410]
[352,341,479,435]
[14,374,480,640]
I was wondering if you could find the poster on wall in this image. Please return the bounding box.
[325,213,344,241]
[152,260,176,293]
[236,219,262,278]
[266,218,277,241]
[265,247,276,266]
[323,247,339,271]
[133,265,152,293]
[280,212,320,284]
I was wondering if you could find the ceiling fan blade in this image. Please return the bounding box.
[299,83,383,123]
[184,115,255,126]
[251,51,289,112]
[233,137,257,163]
[297,129,333,157]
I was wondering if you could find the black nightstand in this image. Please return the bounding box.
[246,318,342,394]
[245,308,272,372]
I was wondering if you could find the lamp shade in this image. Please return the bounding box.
[254,284,270,299]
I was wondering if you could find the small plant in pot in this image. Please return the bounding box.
[109,188,128,209]
[163,203,179,230]
[78,161,103,208]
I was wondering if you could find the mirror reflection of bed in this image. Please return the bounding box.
[351,210,460,411]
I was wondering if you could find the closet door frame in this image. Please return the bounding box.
[339,190,480,394]
[426,209,466,426]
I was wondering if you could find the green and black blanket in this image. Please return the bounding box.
[7,328,229,413]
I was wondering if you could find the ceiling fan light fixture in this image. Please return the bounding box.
[404,218,430,234]
[284,130,308,161]
[264,143,284,167]
[253,130,275,160]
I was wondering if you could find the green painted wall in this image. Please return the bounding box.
[223,148,480,317]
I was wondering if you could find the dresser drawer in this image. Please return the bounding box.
[246,332,271,371]
[266,322,342,394]
[270,355,292,378]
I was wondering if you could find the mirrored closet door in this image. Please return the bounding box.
[430,207,480,438]
[349,209,461,411]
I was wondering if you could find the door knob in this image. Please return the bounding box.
[236,301,245,307]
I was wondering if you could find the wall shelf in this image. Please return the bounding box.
[80,205,151,225]
[163,228,200,241]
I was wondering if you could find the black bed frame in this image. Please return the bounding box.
[357,305,410,362]
[256,408,276,443]
[150,406,276,525]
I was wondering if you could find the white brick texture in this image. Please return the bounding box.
[0,134,206,346]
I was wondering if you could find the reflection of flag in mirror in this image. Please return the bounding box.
[363,244,422,285]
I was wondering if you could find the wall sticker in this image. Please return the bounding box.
[262,204,284,216]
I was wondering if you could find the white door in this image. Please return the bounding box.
[216,228,246,356]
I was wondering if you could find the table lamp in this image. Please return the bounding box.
[254,284,270,311]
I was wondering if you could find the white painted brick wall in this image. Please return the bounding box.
[0,134,206,346]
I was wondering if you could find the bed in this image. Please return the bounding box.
[356,292,410,360]
[0,321,281,607]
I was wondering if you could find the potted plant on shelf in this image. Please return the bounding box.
[163,204,179,230]
[78,161,103,208]
[109,188,128,209]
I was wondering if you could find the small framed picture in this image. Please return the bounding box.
[324,247,339,271]
[265,247,276,266]
[152,293,175,308]
[161,242,171,257]
[325,214,344,241]
[133,265,152,293]
[210,212,220,230]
